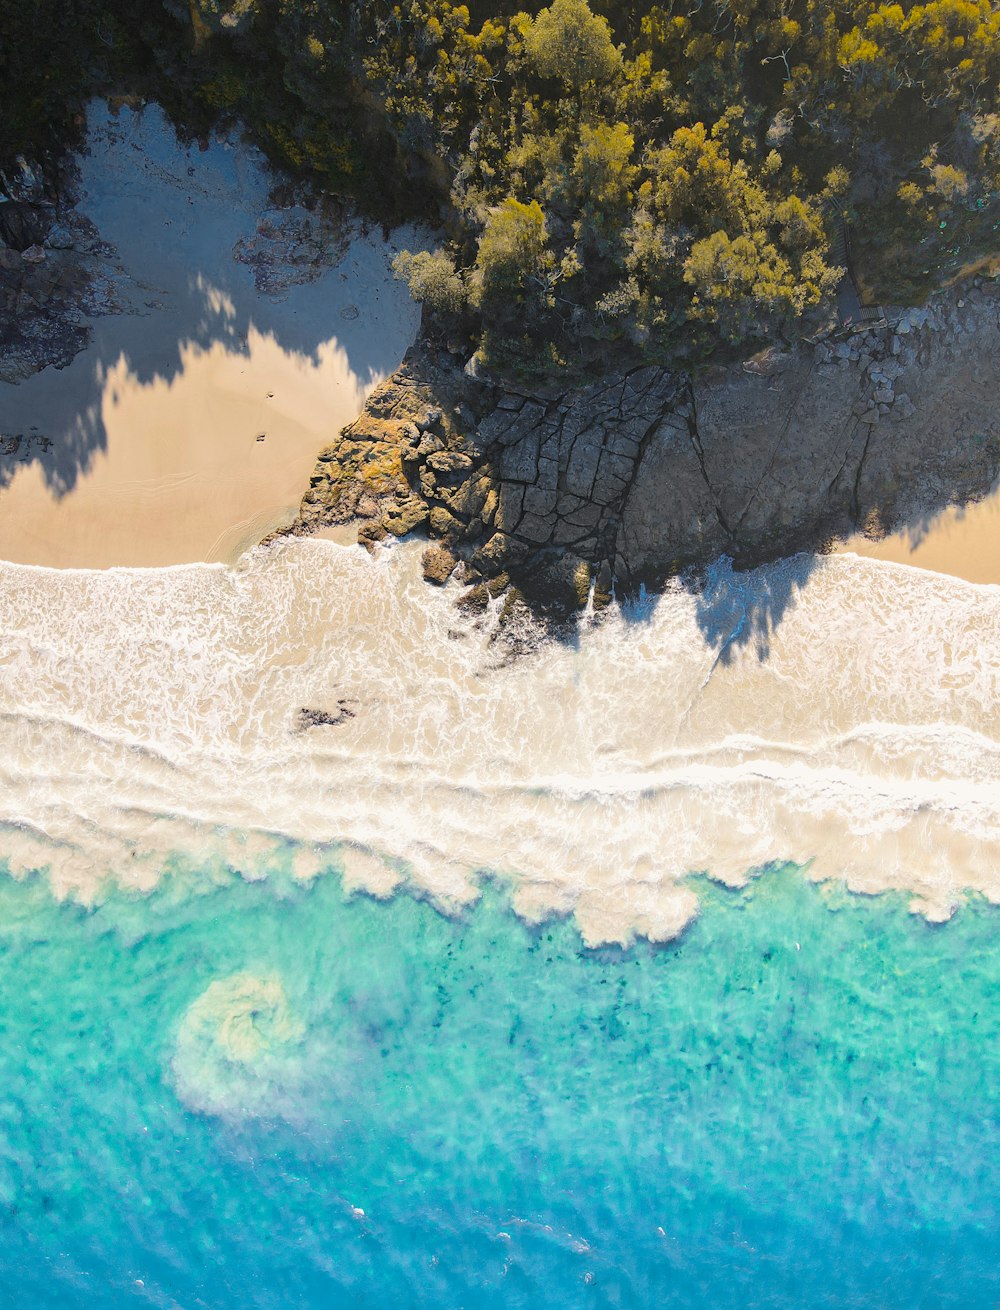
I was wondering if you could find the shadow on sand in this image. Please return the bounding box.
[0,101,415,499]
[611,552,815,665]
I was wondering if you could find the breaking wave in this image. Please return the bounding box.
[1,537,998,942]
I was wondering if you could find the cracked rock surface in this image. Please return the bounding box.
[286,275,1000,617]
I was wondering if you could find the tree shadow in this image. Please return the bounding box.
[0,100,418,502]
[685,553,817,663]
[608,552,816,664]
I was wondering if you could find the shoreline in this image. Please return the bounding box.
[833,480,1000,586]
[1,102,998,606]
[0,537,998,938]
[283,273,1000,619]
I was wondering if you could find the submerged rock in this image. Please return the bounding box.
[295,702,357,730]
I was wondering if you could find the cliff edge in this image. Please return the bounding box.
[283,274,1000,618]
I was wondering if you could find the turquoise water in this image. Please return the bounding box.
[0,861,997,1308]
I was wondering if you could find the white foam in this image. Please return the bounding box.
[1,541,998,943]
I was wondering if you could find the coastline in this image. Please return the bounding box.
[1,100,1000,940]
[835,481,1000,586]
[2,102,998,600]
[3,20,1000,1303]
[282,277,1000,616]
[1,538,999,940]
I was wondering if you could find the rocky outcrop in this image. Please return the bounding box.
[285,274,1000,618]
[285,272,1000,618]
[0,201,52,252]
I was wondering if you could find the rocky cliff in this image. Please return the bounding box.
[287,274,1000,618]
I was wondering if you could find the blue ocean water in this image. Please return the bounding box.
[0,861,996,1309]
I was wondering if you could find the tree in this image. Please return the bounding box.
[471,197,556,363]
[473,198,551,301]
[571,121,636,233]
[648,123,761,233]
[392,249,468,317]
[684,226,838,337]
[522,0,623,93]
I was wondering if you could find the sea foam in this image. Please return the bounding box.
[1,539,998,942]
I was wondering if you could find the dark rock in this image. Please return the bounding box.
[518,552,592,618]
[295,702,357,730]
[429,505,463,540]
[282,277,1000,622]
[0,202,51,253]
[415,407,443,431]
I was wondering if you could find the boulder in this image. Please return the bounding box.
[421,544,458,585]
[426,449,473,476]
[0,201,51,253]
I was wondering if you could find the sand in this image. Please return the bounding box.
[1,539,999,939]
[1,105,998,941]
[0,102,421,569]
[835,482,1000,586]
[4,104,996,596]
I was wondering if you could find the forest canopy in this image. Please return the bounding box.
[2,0,999,373]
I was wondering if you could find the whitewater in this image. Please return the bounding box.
[2,99,997,942]
[1,538,997,943]
[1,96,998,1310]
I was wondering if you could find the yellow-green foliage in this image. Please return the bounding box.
[370,0,999,365]
[472,197,553,307]
[521,0,622,91]
[839,0,1000,111]
[393,249,469,315]
[7,0,997,371]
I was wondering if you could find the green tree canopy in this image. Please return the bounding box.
[5,0,999,375]
[521,0,623,92]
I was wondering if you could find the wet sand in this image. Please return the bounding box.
[0,102,420,569]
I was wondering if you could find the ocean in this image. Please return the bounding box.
[0,539,997,1304]
[0,864,996,1306]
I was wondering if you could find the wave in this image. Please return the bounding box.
[1,539,999,942]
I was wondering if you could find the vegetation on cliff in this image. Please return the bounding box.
[2,0,999,373]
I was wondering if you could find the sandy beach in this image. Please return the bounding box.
[4,101,996,593]
[836,483,1000,586]
[0,102,420,568]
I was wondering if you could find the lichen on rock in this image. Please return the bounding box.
[279,276,1000,625]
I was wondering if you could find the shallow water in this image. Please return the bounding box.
[2,493,999,1304]
[0,864,995,1308]
[1,538,999,936]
